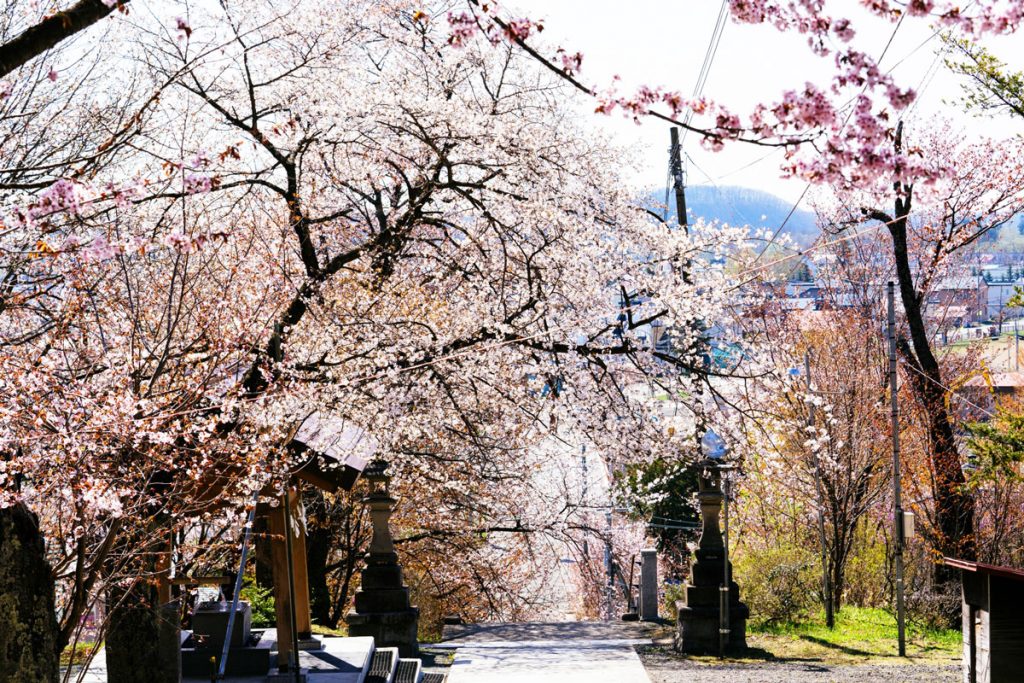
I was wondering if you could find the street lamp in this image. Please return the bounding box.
[701,428,732,657]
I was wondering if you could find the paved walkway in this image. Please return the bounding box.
[438,621,655,683]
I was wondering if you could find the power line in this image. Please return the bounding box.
[681,0,730,145]
[753,11,909,267]
[666,0,730,221]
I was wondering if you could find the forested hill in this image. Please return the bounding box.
[648,185,819,246]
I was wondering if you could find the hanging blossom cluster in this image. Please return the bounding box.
[446,0,1023,188]
[2,146,228,262]
[447,6,544,47]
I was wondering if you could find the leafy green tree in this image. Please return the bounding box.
[945,35,1024,119]
[964,410,1024,489]
[615,457,700,579]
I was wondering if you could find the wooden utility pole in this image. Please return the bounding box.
[887,282,907,657]
[1015,318,1020,372]
[669,127,689,232]
[805,350,835,628]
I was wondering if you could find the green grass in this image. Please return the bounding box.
[741,606,960,665]
[311,623,348,637]
[60,641,98,667]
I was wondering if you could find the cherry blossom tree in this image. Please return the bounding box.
[837,123,1024,568]
[0,1,757,677]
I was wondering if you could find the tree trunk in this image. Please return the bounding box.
[253,511,275,589]
[0,503,59,683]
[306,525,335,628]
[106,474,178,683]
[888,209,976,568]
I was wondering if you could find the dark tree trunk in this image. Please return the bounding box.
[105,472,178,683]
[865,131,976,586]
[0,503,59,683]
[253,511,274,589]
[306,525,334,628]
[888,209,976,568]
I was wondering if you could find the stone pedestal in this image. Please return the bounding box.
[181,601,272,678]
[675,460,748,654]
[639,549,659,621]
[346,460,419,657]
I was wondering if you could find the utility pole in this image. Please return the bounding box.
[670,127,688,231]
[720,469,732,658]
[604,509,613,621]
[581,445,589,556]
[282,488,303,682]
[1016,318,1020,372]
[805,350,834,628]
[887,282,907,657]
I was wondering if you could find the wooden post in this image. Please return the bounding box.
[288,489,313,640]
[268,498,294,670]
[269,487,314,669]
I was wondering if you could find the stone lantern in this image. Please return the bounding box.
[675,430,748,654]
[345,459,419,656]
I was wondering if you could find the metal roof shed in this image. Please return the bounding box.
[944,557,1024,683]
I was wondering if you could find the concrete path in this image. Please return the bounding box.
[438,621,655,683]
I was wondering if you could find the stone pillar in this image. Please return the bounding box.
[675,460,748,654]
[639,549,659,621]
[346,460,419,657]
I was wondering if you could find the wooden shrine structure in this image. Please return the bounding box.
[157,413,372,675]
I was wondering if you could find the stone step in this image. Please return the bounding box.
[365,646,399,683]
[394,657,422,683]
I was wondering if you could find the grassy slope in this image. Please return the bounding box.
[737,607,960,666]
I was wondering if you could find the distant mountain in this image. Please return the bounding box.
[648,185,819,246]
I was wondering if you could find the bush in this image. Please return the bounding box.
[843,523,890,609]
[733,544,818,626]
[905,584,960,631]
[662,580,687,618]
[239,576,276,627]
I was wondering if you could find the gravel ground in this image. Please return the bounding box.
[638,646,960,683]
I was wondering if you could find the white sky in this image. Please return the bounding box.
[510,1,1024,204]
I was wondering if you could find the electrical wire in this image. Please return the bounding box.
[665,0,730,219]
[898,355,999,420]
[681,0,730,146]
[752,11,909,266]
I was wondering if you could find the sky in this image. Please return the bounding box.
[509,1,1024,205]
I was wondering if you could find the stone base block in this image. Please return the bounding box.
[675,601,749,655]
[347,608,420,658]
[297,636,323,651]
[354,587,413,612]
[265,667,309,682]
[181,643,271,678]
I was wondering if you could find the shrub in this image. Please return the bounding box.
[905,583,960,631]
[843,523,890,609]
[733,544,818,626]
[239,576,276,627]
[662,579,687,618]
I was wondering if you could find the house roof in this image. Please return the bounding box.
[944,557,1024,582]
[934,275,985,291]
[289,412,375,491]
[925,304,970,320]
[962,372,1024,389]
